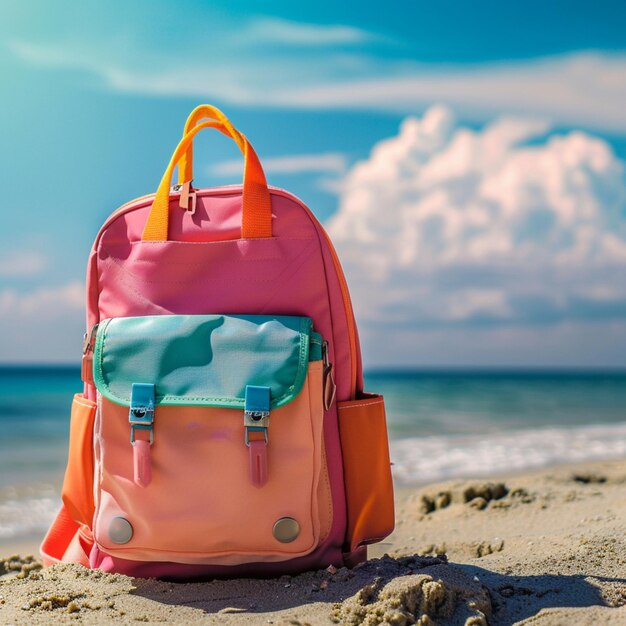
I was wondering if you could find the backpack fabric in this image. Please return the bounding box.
[41,105,394,579]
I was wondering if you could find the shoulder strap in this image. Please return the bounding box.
[40,504,92,567]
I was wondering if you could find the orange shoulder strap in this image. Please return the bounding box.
[40,504,92,567]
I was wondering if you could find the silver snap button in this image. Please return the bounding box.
[273,517,300,543]
[109,516,133,544]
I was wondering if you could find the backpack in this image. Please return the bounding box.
[41,105,394,579]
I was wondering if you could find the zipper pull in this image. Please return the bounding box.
[129,383,155,488]
[322,340,336,411]
[178,181,197,215]
[81,324,98,383]
[172,181,197,214]
[244,385,270,487]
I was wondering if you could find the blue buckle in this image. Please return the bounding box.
[129,383,155,445]
[244,385,270,446]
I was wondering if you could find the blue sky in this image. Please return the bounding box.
[1,0,625,366]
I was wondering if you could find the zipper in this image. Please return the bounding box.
[82,324,99,354]
[90,185,360,398]
[322,340,337,410]
[81,324,99,383]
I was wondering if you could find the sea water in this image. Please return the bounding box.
[367,370,626,484]
[1,366,625,544]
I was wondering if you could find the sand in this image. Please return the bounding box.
[1,458,625,625]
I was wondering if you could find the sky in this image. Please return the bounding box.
[1,0,625,367]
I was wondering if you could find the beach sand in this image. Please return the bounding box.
[1,458,625,625]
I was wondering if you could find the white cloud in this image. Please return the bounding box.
[281,53,626,131]
[327,106,626,365]
[212,152,348,177]
[0,251,47,277]
[0,282,83,316]
[8,31,626,132]
[244,18,378,46]
[0,281,84,362]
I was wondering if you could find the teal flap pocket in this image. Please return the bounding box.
[93,314,320,408]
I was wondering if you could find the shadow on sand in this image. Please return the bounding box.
[131,553,625,624]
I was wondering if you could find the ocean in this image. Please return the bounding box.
[1,366,625,545]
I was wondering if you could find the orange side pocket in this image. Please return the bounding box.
[61,394,96,527]
[338,393,394,551]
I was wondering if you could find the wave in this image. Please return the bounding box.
[390,422,626,485]
[0,495,59,542]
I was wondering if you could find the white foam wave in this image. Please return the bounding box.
[0,496,59,542]
[390,422,626,485]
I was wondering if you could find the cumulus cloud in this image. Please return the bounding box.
[0,282,84,362]
[327,107,626,363]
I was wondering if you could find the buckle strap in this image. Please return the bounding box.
[129,383,155,487]
[244,385,270,487]
[129,383,155,444]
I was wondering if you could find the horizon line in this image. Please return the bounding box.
[2,363,626,375]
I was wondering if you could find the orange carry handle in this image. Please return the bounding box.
[178,104,245,185]
[142,112,272,241]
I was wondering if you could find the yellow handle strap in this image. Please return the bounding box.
[142,119,272,241]
[177,104,244,185]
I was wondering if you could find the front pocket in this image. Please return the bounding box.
[90,314,331,565]
[338,393,395,551]
[62,394,97,527]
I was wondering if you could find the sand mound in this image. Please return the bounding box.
[0,554,42,579]
[0,563,138,624]
[332,564,491,626]
[415,481,535,516]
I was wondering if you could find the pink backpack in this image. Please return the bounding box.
[41,105,394,579]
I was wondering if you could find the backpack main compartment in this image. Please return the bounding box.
[42,106,394,579]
